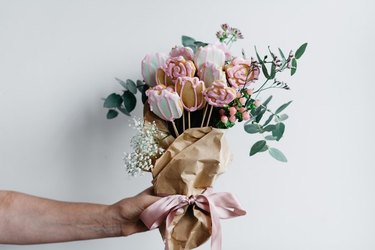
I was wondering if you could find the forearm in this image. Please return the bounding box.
[0,191,122,244]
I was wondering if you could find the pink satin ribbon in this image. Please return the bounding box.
[140,188,246,250]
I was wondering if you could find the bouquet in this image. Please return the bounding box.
[103,24,307,249]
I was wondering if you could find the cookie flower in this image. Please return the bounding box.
[203,80,236,107]
[164,56,196,83]
[225,57,260,90]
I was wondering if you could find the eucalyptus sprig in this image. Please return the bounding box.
[103,78,148,119]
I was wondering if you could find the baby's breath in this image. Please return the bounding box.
[123,118,166,176]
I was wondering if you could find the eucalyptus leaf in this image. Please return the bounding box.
[269,63,276,79]
[181,35,196,46]
[262,95,273,107]
[115,78,127,89]
[194,41,208,48]
[244,123,262,134]
[295,43,308,59]
[278,48,286,61]
[118,106,130,116]
[278,114,289,121]
[122,91,137,113]
[272,122,285,141]
[263,114,274,126]
[103,93,123,108]
[265,135,276,140]
[275,101,292,114]
[268,147,288,162]
[250,140,267,156]
[106,109,118,119]
[263,124,276,132]
[126,79,137,94]
[255,46,270,79]
[291,58,297,76]
[255,107,266,123]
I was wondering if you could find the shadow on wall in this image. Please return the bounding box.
[61,91,147,202]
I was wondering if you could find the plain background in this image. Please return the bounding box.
[1,0,374,249]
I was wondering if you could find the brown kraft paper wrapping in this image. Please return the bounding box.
[151,126,232,250]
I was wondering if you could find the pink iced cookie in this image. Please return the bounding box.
[164,56,196,83]
[175,77,206,112]
[194,44,226,70]
[146,85,183,122]
[141,53,168,87]
[169,46,194,61]
[203,80,236,107]
[225,57,260,90]
[198,62,226,88]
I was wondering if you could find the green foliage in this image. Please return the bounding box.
[244,123,262,134]
[272,122,285,141]
[275,101,292,114]
[250,140,267,156]
[181,35,208,53]
[291,58,297,76]
[295,43,308,59]
[268,147,288,162]
[106,109,118,119]
[122,91,137,113]
[103,93,122,108]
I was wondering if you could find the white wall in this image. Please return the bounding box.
[1,0,374,249]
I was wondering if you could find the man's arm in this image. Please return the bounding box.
[0,188,159,244]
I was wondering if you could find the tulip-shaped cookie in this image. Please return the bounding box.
[146,85,183,136]
[175,77,206,130]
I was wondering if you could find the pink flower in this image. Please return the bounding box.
[203,81,236,107]
[164,56,196,83]
[229,107,237,116]
[255,99,261,107]
[242,111,250,121]
[237,107,246,113]
[229,115,236,123]
[221,115,228,123]
[247,88,254,95]
[239,97,246,106]
[225,57,260,90]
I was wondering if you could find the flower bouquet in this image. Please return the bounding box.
[103,24,307,249]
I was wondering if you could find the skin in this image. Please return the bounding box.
[0,188,159,244]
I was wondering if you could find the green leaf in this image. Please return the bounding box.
[295,43,308,59]
[268,147,288,162]
[272,122,285,141]
[194,41,208,48]
[255,46,270,79]
[275,101,292,114]
[263,114,274,126]
[106,109,118,119]
[278,48,286,61]
[115,78,127,89]
[250,140,267,156]
[263,124,276,132]
[126,79,137,94]
[291,58,297,76]
[265,135,276,140]
[269,63,276,79]
[262,95,273,107]
[103,93,123,108]
[122,91,137,113]
[255,107,266,123]
[182,35,196,46]
[118,106,130,116]
[278,114,289,121]
[244,123,262,134]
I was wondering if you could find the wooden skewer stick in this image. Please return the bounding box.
[172,121,179,137]
[206,106,213,127]
[201,104,209,127]
[188,111,191,129]
[182,111,186,132]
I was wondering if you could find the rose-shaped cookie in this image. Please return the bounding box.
[175,77,206,112]
[203,80,236,107]
[164,56,196,83]
[146,85,183,121]
[141,53,168,87]
[225,57,260,90]
[198,62,227,88]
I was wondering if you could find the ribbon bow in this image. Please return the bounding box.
[140,188,246,250]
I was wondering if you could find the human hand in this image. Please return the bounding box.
[109,187,160,236]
